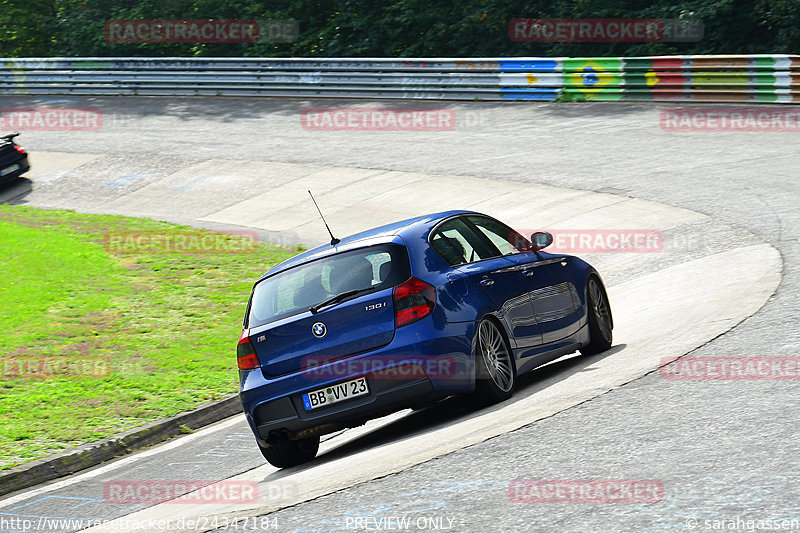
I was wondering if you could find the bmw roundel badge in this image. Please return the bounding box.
[312,322,327,338]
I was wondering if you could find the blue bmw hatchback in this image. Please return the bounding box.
[238,210,612,467]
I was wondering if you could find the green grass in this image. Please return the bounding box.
[0,205,299,469]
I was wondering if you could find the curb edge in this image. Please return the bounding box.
[0,393,241,498]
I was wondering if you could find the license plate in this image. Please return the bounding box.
[302,377,369,411]
[0,164,19,176]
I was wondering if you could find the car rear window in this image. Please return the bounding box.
[247,244,411,327]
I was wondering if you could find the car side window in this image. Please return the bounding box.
[466,215,530,256]
[431,217,501,266]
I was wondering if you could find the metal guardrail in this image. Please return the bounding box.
[2,55,799,103]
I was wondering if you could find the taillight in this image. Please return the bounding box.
[15,146,25,154]
[393,277,436,328]
[237,329,260,370]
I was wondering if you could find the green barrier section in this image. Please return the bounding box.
[562,58,625,72]
[563,72,624,88]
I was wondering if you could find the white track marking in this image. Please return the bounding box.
[84,243,781,532]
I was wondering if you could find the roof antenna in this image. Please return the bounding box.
[308,190,340,246]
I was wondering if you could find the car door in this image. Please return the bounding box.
[430,216,542,350]
[465,215,583,347]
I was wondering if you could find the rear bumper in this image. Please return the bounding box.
[0,157,29,185]
[239,318,475,444]
[252,377,443,445]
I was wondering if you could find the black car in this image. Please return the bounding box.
[0,132,31,186]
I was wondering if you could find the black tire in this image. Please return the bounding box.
[259,436,319,468]
[580,276,613,355]
[471,318,515,405]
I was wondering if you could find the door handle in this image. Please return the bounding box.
[522,270,535,277]
[479,278,494,287]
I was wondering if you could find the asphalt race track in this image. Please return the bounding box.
[0,96,797,533]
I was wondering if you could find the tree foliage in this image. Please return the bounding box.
[1,0,798,57]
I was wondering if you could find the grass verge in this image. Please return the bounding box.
[0,205,299,469]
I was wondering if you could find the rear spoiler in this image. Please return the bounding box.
[1,132,20,142]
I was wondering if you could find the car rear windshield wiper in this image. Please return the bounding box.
[310,287,374,314]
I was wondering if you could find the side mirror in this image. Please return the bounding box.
[530,231,553,251]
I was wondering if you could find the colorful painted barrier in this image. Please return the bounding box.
[1,55,799,103]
